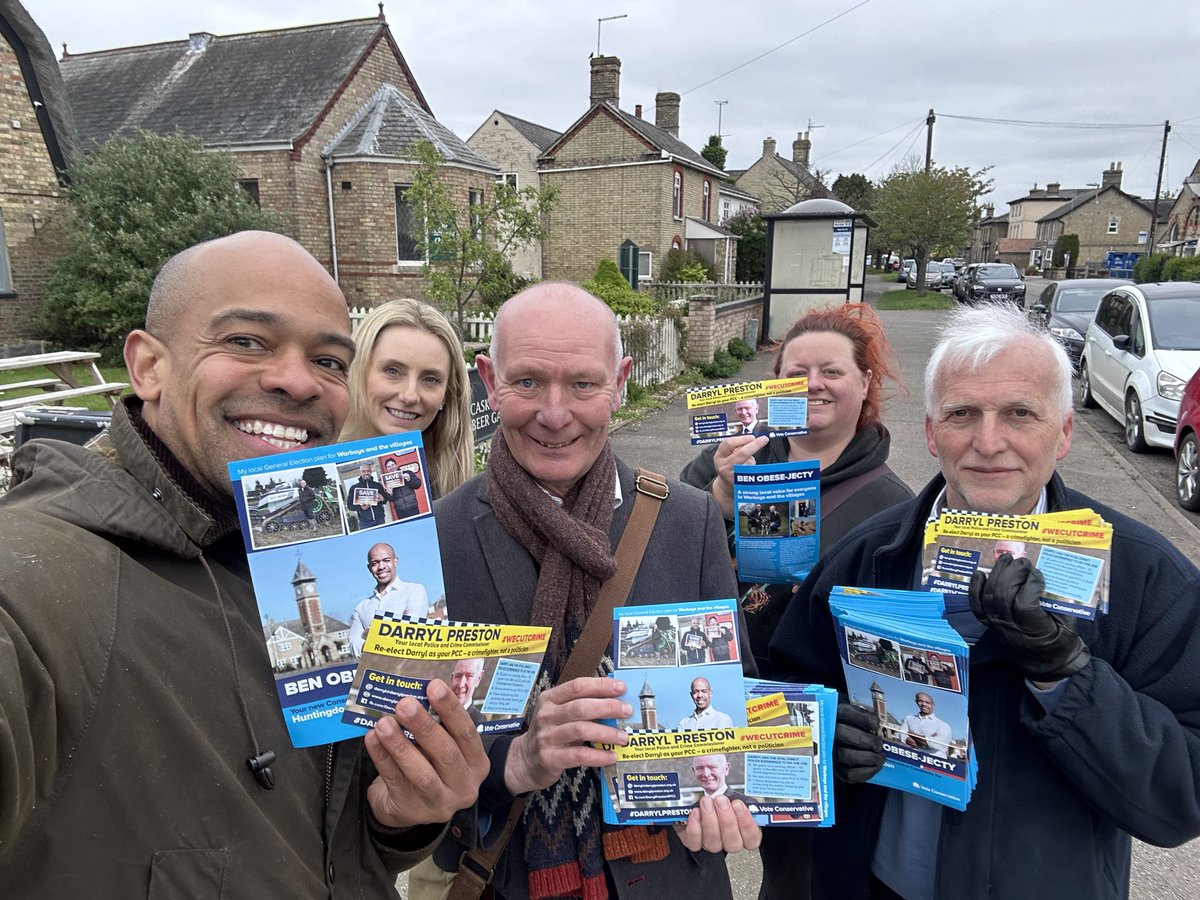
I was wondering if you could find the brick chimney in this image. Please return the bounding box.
[590,56,620,107]
[792,131,811,166]
[1046,182,1061,194]
[763,137,777,158]
[635,104,642,118]
[1102,161,1123,190]
[655,92,680,137]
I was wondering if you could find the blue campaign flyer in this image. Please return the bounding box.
[732,459,820,583]
[229,431,444,748]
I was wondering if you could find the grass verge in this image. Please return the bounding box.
[878,290,956,310]
[0,364,132,411]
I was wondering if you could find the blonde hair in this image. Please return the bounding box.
[342,299,474,497]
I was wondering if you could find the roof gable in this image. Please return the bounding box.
[497,111,561,152]
[60,17,426,150]
[325,84,496,170]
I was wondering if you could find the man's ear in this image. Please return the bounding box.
[124,329,167,403]
[476,353,499,407]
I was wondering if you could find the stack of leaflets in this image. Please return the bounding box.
[230,432,545,747]
[732,460,820,584]
[921,508,1113,620]
[686,376,809,444]
[829,586,976,811]
[598,598,834,826]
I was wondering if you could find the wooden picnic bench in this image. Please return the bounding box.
[0,351,126,436]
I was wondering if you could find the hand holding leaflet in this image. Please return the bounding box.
[833,702,885,784]
[968,554,1091,681]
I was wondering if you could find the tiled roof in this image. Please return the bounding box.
[769,153,832,199]
[325,85,496,170]
[59,18,424,150]
[497,111,561,152]
[998,237,1036,252]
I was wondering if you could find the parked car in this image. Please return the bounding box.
[960,263,1025,305]
[1029,278,1133,372]
[1174,368,1200,511]
[952,263,980,302]
[942,257,966,270]
[897,258,916,283]
[906,261,945,290]
[1079,282,1200,452]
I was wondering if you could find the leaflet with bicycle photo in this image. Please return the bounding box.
[920,508,1112,620]
[229,431,441,747]
[685,377,809,444]
[829,586,976,811]
[341,613,550,735]
[732,459,820,583]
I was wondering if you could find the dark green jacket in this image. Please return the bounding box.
[0,402,440,898]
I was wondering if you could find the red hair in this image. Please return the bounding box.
[771,303,904,429]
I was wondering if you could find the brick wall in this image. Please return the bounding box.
[686,295,763,363]
[467,116,544,279]
[0,35,70,345]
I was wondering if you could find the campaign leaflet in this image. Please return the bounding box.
[743,679,838,827]
[229,431,442,748]
[921,508,1112,621]
[685,376,809,445]
[829,586,976,811]
[341,613,550,735]
[732,459,820,584]
[598,599,814,826]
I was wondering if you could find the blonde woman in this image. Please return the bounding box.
[343,299,473,497]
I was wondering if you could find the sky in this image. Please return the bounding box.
[21,0,1200,212]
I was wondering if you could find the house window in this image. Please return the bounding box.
[469,189,483,240]
[238,179,261,208]
[672,169,683,220]
[702,180,711,220]
[720,198,732,223]
[278,641,292,651]
[1107,216,1119,234]
[498,173,518,190]
[638,251,652,281]
[395,185,422,262]
[0,209,11,294]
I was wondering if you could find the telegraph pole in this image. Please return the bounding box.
[925,108,936,174]
[1148,120,1171,254]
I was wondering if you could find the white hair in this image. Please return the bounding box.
[924,303,1073,416]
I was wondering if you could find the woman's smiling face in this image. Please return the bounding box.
[777,330,870,440]
[363,325,451,435]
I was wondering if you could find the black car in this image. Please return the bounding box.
[961,263,1025,306]
[1029,278,1132,371]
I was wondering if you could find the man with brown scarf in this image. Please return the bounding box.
[431,283,760,900]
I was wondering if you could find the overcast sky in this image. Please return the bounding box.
[22,0,1200,211]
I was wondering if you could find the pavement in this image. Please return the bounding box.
[609,291,1200,900]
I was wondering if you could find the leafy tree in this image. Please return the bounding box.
[725,209,765,281]
[41,129,277,359]
[582,258,658,316]
[1053,234,1080,269]
[831,173,876,212]
[701,135,728,171]
[402,141,558,331]
[871,157,992,292]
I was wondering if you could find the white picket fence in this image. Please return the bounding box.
[350,307,683,388]
[639,281,763,306]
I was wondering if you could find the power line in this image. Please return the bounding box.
[939,113,1162,131]
[813,115,926,166]
[678,0,873,98]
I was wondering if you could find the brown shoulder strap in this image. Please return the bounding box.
[448,468,668,900]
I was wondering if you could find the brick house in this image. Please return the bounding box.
[968,204,1008,264]
[537,55,732,285]
[0,0,76,347]
[1032,163,1162,268]
[58,12,495,309]
[1160,158,1200,257]
[732,133,829,215]
[466,110,561,280]
[1006,183,1084,240]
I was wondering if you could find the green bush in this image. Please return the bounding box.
[1161,256,1200,282]
[582,258,658,315]
[699,349,740,380]
[1133,253,1168,283]
[727,337,755,360]
[660,248,716,283]
[1052,233,1079,268]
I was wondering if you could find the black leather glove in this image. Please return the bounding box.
[833,701,885,783]
[969,553,1091,681]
